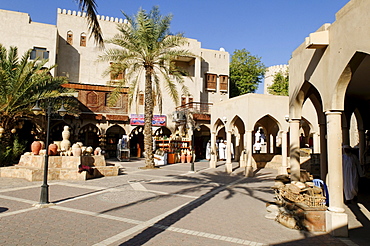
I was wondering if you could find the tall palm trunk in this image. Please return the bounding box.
[144,67,155,168]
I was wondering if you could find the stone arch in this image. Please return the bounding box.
[229,115,245,161]
[78,123,100,149]
[153,126,171,137]
[106,125,126,157]
[213,118,226,141]
[129,126,144,157]
[253,114,281,154]
[332,52,368,111]
[49,122,73,143]
[193,125,211,160]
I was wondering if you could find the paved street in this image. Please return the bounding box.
[0,158,369,245]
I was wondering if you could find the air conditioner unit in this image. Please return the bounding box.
[172,111,186,122]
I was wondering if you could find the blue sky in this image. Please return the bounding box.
[2,0,349,93]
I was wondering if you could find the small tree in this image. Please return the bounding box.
[0,44,70,165]
[268,70,289,96]
[230,49,266,97]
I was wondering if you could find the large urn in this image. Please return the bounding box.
[31,141,42,155]
[60,126,71,151]
[186,154,192,163]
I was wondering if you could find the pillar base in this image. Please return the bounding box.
[210,160,216,168]
[225,163,232,173]
[278,166,288,175]
[239,159,246,168]
[245,166,254,177]
[325,211,348,237]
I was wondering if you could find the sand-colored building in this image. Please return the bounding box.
[0,8,230,159]
[288,0,370,236]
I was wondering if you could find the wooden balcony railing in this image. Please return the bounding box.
[176,102,213,114]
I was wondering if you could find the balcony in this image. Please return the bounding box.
[175,102,213,121]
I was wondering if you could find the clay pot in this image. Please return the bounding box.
[72,144,82,156]
[60,126,71,151]
[180,154,186,164]
[31,141,42,155]
[48,144,58,156]
[186,154,192,163]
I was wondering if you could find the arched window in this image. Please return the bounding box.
[80,33,86,47]
[67,31,73,45]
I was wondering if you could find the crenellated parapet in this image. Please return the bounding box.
[57,8,128,24]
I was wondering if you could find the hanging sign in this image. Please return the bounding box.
[130,114,166,126]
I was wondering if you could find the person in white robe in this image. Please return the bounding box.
[342,145,364,202]
[206,140,211,160]
[218,140,226,160]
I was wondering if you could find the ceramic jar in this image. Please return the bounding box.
[31,141,41,155]
[60,126,71,151]
[48,143,58,156]
[72,143,82,156]
[186,154,192,163]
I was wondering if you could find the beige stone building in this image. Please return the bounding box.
[0,8,229,159]
[289,0,370,236]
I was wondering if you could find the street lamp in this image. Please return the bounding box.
[32,99,68,206]
[191,125,200,172]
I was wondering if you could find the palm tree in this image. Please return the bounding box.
[77,0,103,46]
[100,6,193,168]
[0,44,70,158]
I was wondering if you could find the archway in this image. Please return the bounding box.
[129,126,144,158]
[106,125,126,158]
[194,125,210,160]
[78,123,100,149]
[229,115,245,162]
[253,114,281,154]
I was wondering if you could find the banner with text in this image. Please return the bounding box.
[130,114,166,126]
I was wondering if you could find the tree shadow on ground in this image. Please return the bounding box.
[95,169,276,245]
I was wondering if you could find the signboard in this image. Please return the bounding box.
[130,114,166,126]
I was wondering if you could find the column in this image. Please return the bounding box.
[325,111,348,237]
[313,132,320,154]
[289,119,301,181]
[235,135,240,162]
[319,122,328,181]
[210,131,217,168]
[225,130,232,173]
[279,131,288,174]
[245,130,253,177]
[270,134,274,153]
[239,133,246,167]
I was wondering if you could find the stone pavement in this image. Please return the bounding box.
[0,158,369,246]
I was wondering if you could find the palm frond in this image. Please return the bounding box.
[77,0,104,47]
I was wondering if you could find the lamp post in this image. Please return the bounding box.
[32,100,67,206]
[190,125,200,172]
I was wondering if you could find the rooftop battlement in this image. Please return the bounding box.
[57,8,128,24]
